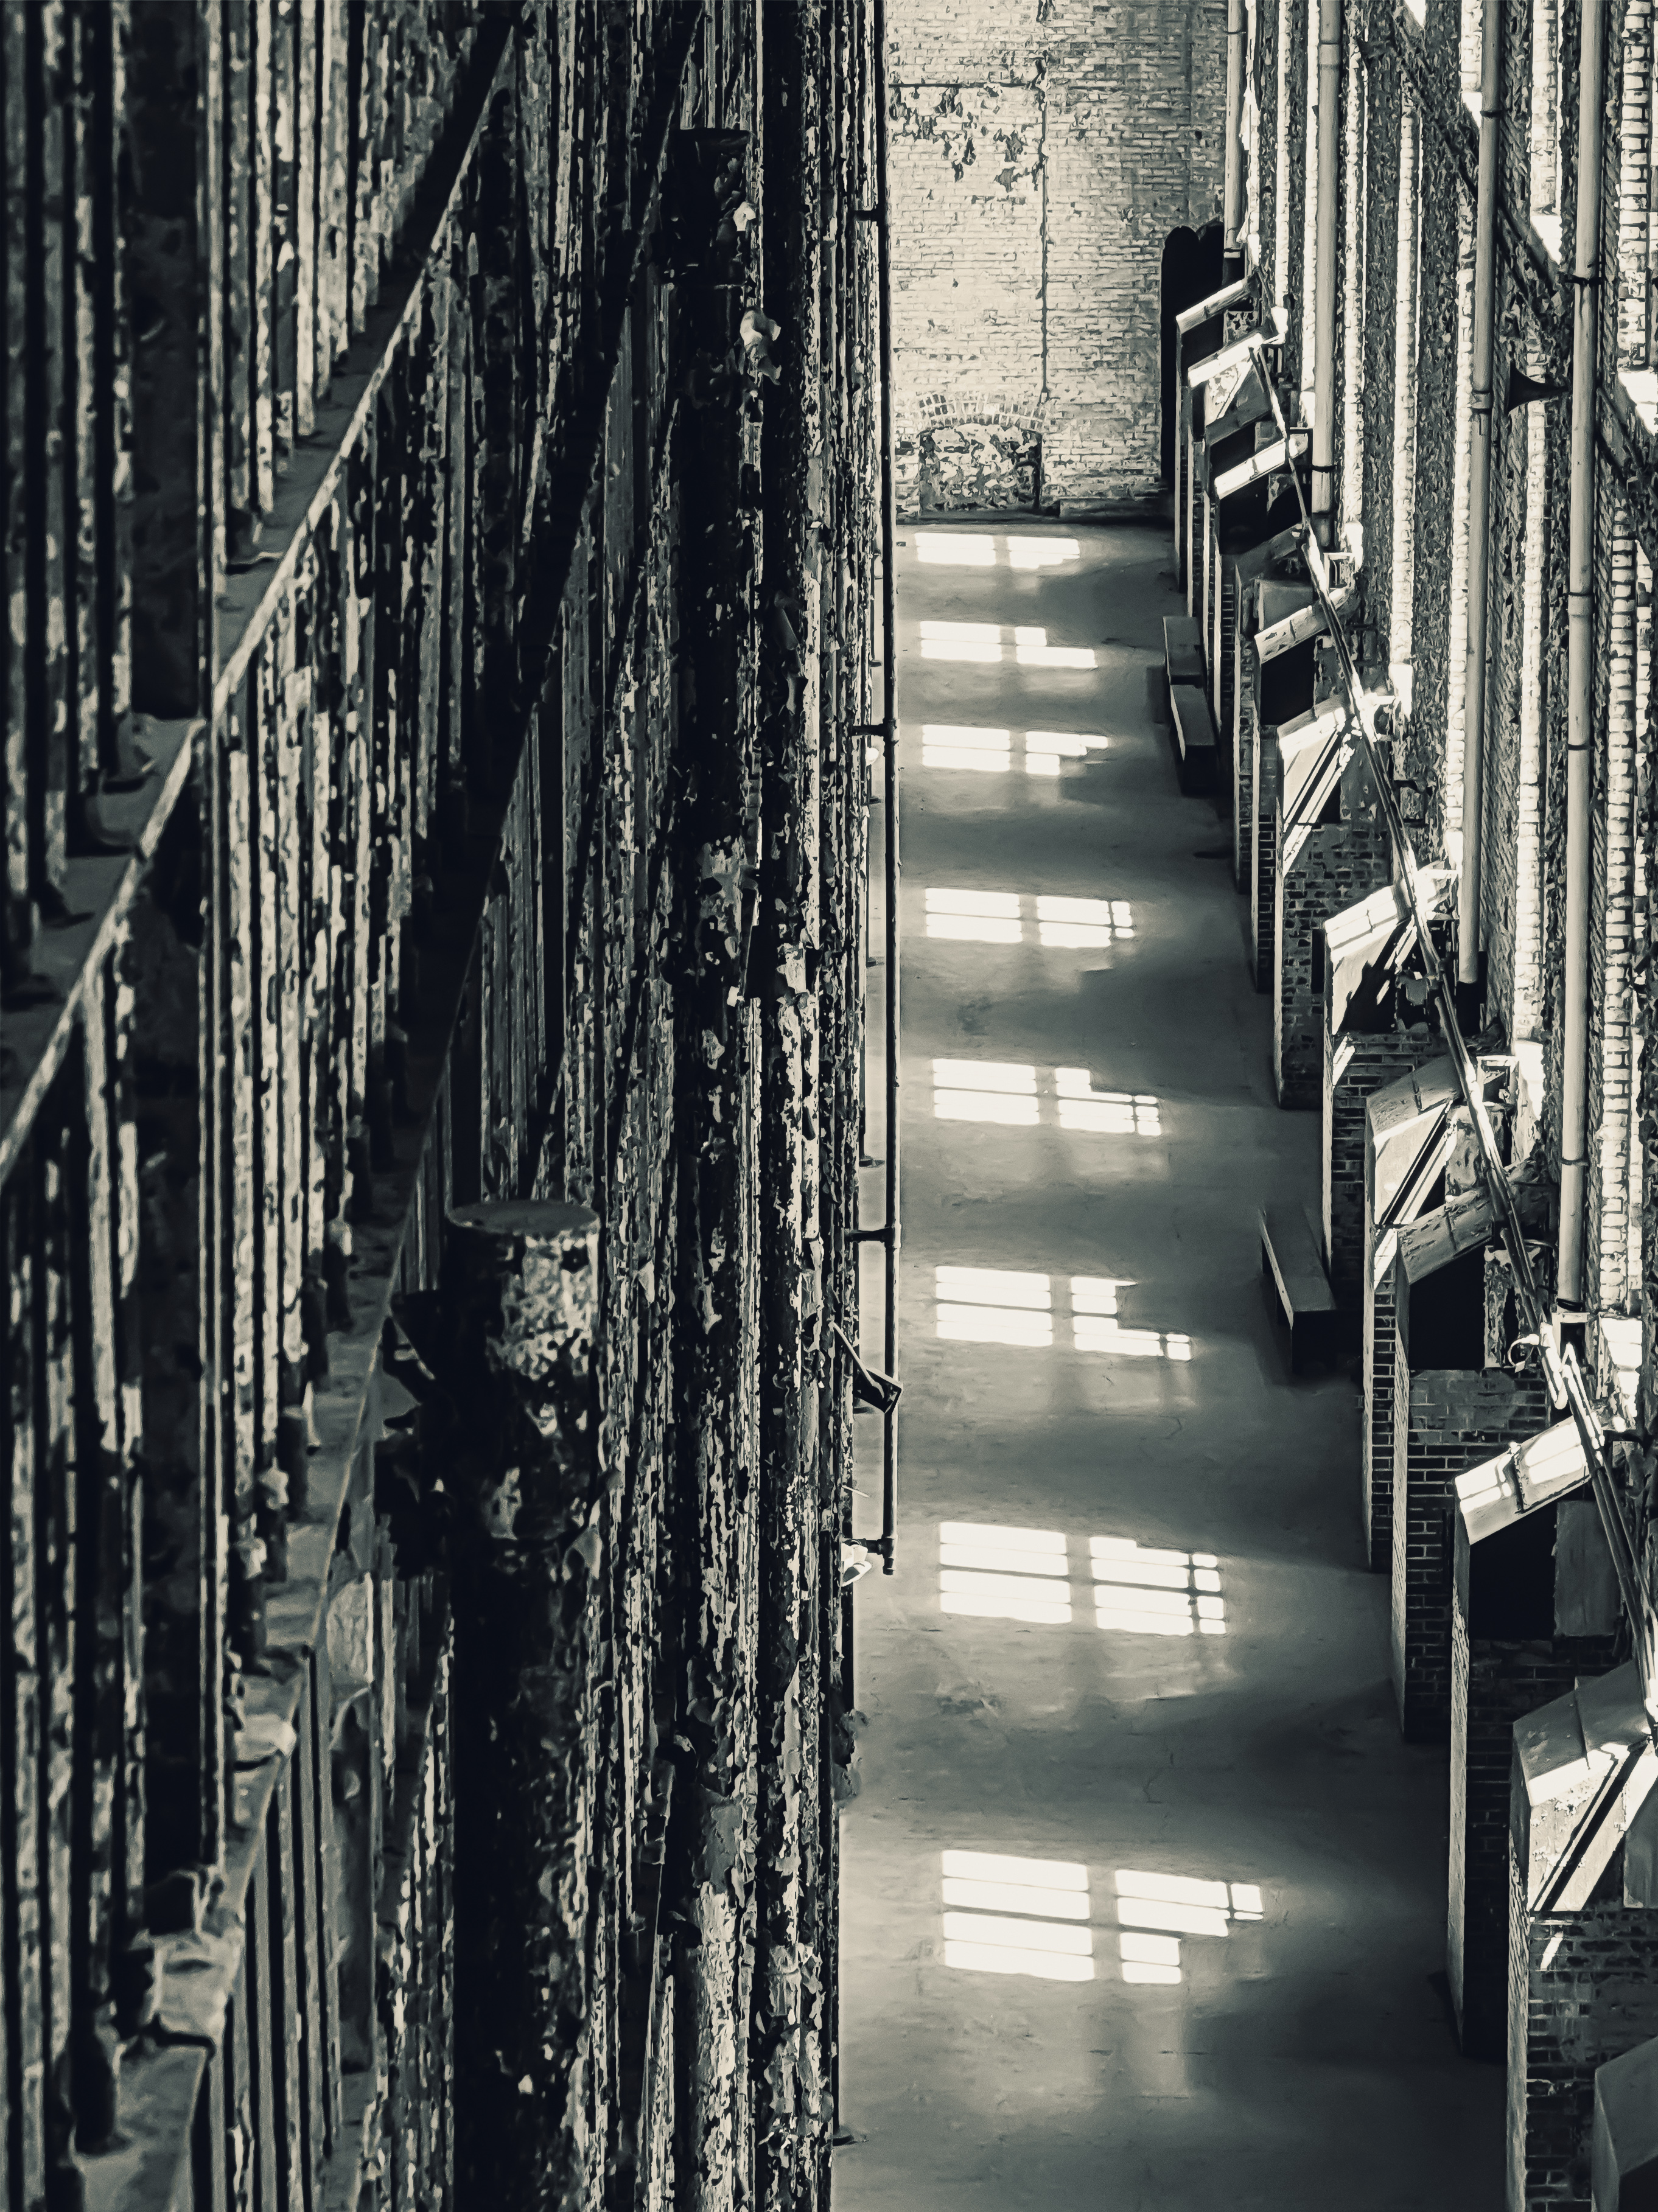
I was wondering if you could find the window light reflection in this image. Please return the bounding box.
[910,534,1081,571]
[1113,1870,1264,1984]
[1093,1538,1224,1633]
[1055,1069,1160,1133]
[943,1851,1088,1888]
[942,1877,1090,1919]
[1037,895,1134,949]
[917,534,997,565]
[924,890,1135,947]
[1007,537,1081,568]
[937,1521,1071,1622]
[920,724,1105,775]
[932,1266,1193,1359]
[915,621,1097,668]
[919,619,1004,662]
[920,724,1013,772]
[925,887,1023,943]
[943,1852,1095,1981]
[931,1058,1039,1125]
[932,1061,1162,1134]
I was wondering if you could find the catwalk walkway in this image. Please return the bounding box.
[840,523,1500,2211]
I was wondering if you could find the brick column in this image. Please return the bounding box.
[1448,1464,1620,2060]
[1389,1328,1550,1740]
[1324,1022,1432,1313]
[1215,551,1239,784]
[1362,1056,1458,1566]
[1251,725,1279,993]
[1509,1669,1658,2212]
[1234,617,1258,890]
[1273,817,1390,1108]
[1593,2037,1658,2208]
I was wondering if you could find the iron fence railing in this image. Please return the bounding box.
[2,2,881,2208]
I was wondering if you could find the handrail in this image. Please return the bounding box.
[870,0,901,1575]
[1250,334,1654,1712]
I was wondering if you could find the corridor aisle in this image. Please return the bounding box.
[838,526,1501,2211]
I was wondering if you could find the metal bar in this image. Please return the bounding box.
[1223,0,1245,279]
[1560,0,1605,1306]
[1250,333,1654,1708]
[873,0,899,1575]
[1458,0,1500,996]
[1310,0,1340,535]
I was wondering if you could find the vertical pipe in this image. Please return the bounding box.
[1559,0,1604,1305]
[1310,0,1341,537]
[873,0,900,1569]
[1458,0,1500,998]
[1174,330,1184,575]
[1223,0,1246,282]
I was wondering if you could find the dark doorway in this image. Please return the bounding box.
[1160,222,1225,486]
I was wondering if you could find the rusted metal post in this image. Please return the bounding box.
[440,1199,606,2211]
[127,0,221,716]
[756,0,830,2196]
[667,122,766,2212]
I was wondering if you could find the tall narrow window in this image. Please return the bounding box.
[1598,505,1640,1315]
[1513,346,1548,1042]
[1630,543,1652,1307]
[1446,190,1477,862]
[1531,0,1558,218]
[1390,92,1421,670]
[1302,0,1320,401]
[1620,0,1653,369]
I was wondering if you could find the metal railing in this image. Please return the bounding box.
[3,4,884,2207]
[1250,333,1652,1709]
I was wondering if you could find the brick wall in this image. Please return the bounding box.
[888,0,1226,503]
[1390,1339,1551,1738]
[1447,1599,1615,2061]
[1360,43,1403,637]
[1275,816,1391,1107]
[1327,1024,1432,1308]
[1251,0,1281,301]
[1402,156,1471,865]
[1587,494,1639,1319]
[1481,308,1550,1045]
[1394,96,1424,672]
[1235,625,1260,887]
[1508,1849,1658,2210]
[1253,724,1281,989]
[1282,0,1310,375]
[1365,1249,1401,1569]
[1337,0,1362,526]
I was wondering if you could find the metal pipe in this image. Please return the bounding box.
[1174,329,1184,580]
[1250,337,1653,1714]
[873,0,900,1572]
[1310,0,1341,539]
[1559,0,1604,1308]
[1223,0,1247,282]
[1459,0,1500,999]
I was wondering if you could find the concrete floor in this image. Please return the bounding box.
[839,523,1502,2211]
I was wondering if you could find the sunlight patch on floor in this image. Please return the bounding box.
[1113,1871,1264,1983]
[937,1520,1072,1622]
[912,534,1080,571]
[918,621,1096,668]
[924,888,1134,947]
[1092,1538,1225,1635]
[931,1266,1192,1359]
[942,1852,1094,1981]
[919,722,1105,774]
[930,1060,1160,1133]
